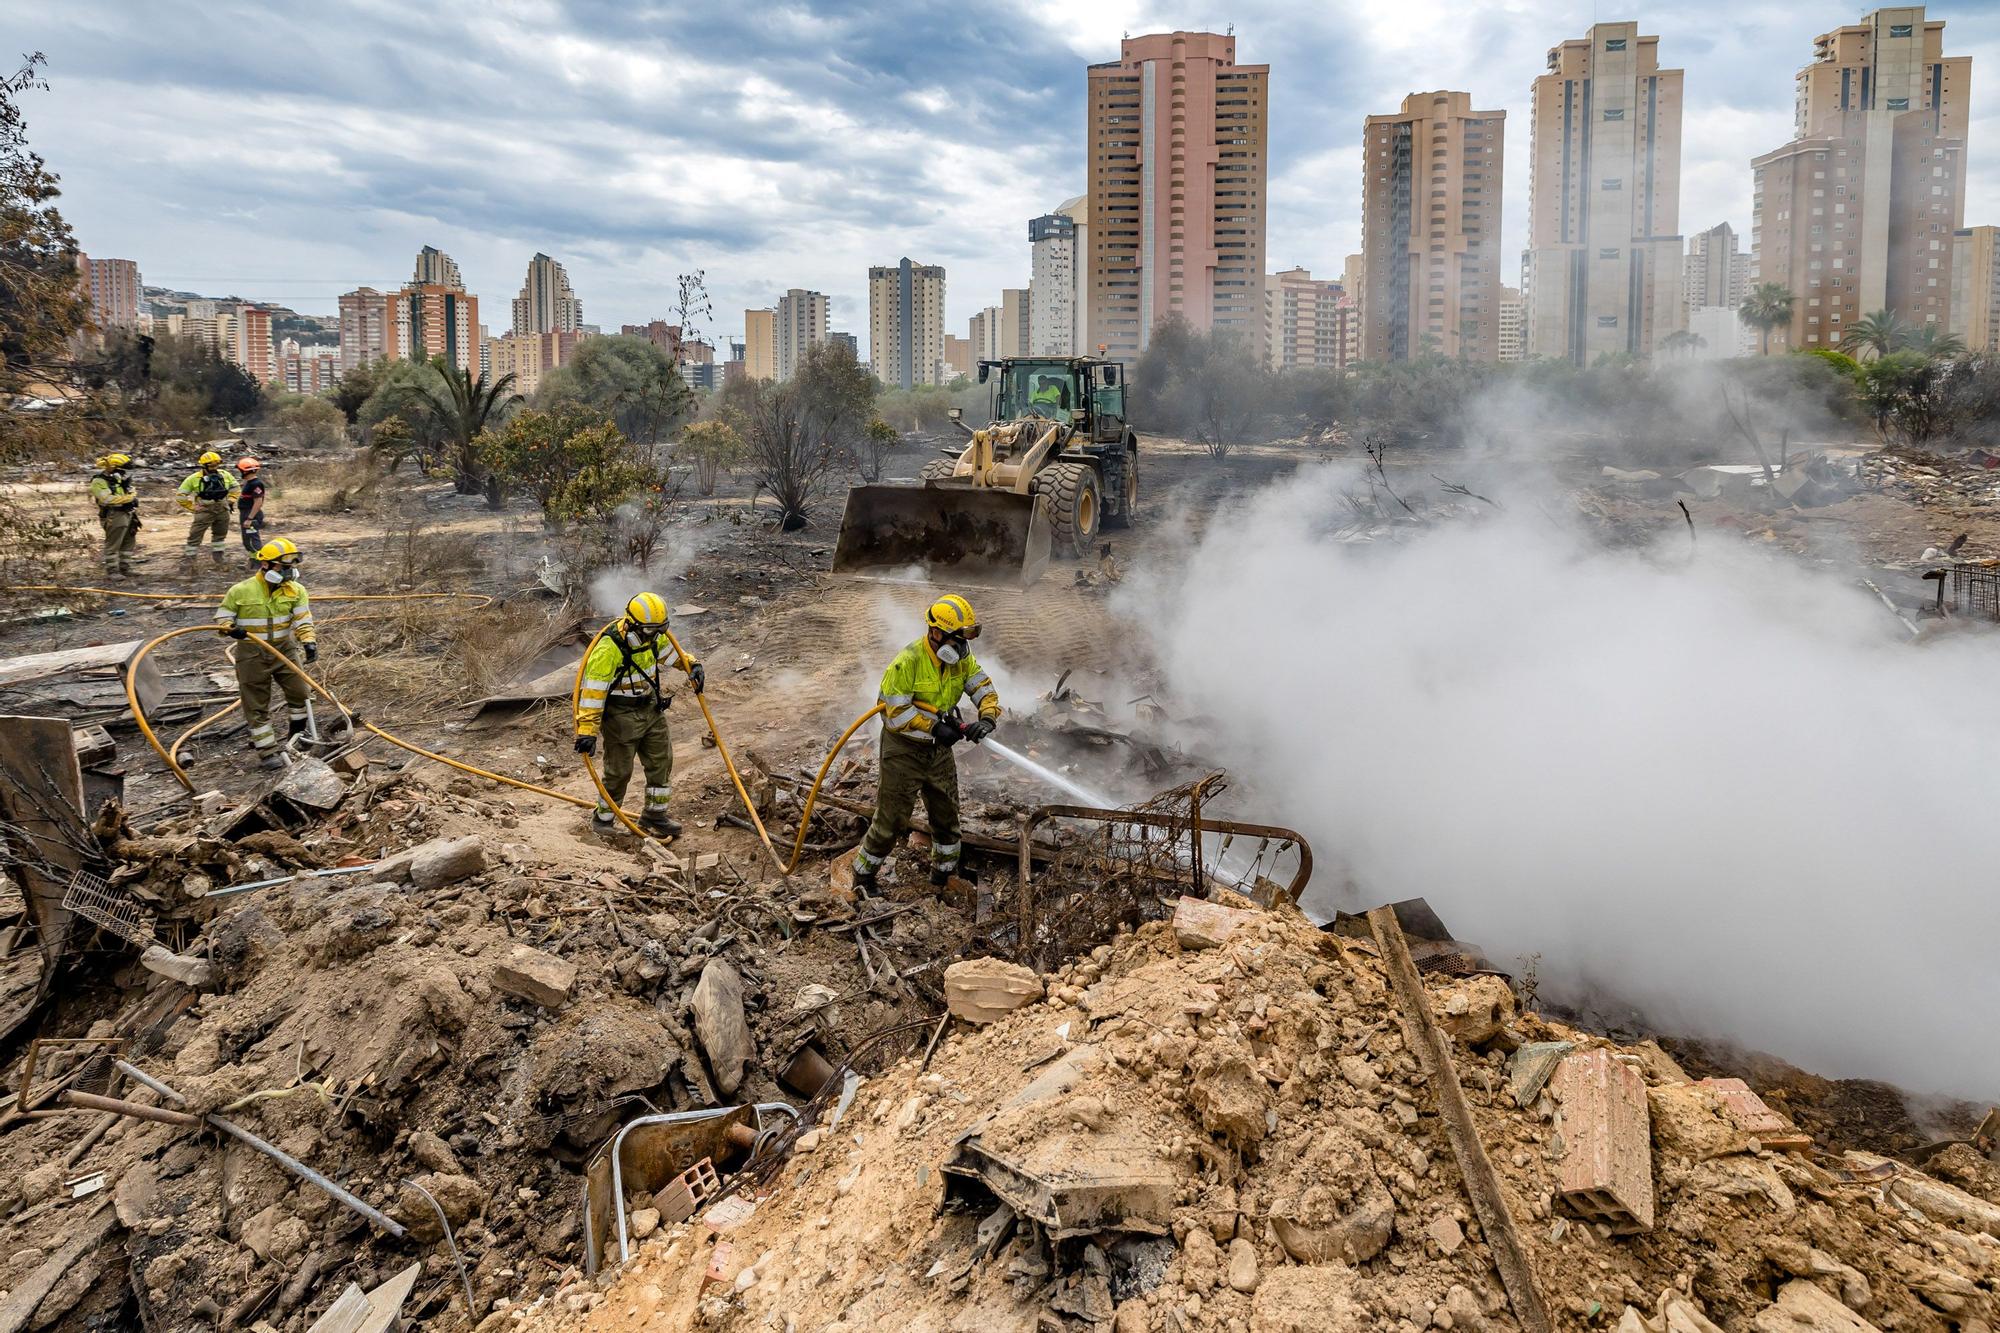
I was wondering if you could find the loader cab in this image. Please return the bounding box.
[981,357,1128,440]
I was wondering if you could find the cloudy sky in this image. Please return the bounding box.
[14,0,2000,349]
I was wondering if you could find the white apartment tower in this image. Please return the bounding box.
[867,259,946,388]
[775,288,830,381]
[512,252,583,335]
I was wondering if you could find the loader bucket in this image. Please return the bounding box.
[832,483,1052,586]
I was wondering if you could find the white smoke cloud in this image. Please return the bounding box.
[1124,462,2000,1098]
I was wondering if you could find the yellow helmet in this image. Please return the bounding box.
[926,594,979,638]
[624,592,670,627]
[255,538,300,564]
[197,451,223,466]
[99,453,132,470]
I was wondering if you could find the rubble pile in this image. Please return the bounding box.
[526,896,2000,1333]
[0,765,956,1329]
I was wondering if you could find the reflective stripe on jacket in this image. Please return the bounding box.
[214,575,314,645]
[877,637,1001,737]
[574,630,701,737]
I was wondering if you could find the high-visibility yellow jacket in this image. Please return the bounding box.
[574,631,702,737]
[214,575,315,646]
[178,468,240,509]
[878,637,1000,737]
[89,471,137,509]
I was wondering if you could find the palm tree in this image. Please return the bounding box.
[1904,324,1967,361]
[1660,330,1710,360]
[415,357,520,495]
[1839,309,1912,361]
[1738,283,1796,356]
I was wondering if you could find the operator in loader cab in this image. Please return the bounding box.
[851,594,1002,896]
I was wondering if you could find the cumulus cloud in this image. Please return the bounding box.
[13,0,2000,341]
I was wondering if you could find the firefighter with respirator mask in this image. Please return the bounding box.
[213,539,315,770]
[851,594,1002,895]
[574,592,704,837]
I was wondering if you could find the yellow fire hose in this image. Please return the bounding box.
[125,627,610,816]
[568,619,884,872]
[127,618,888,879]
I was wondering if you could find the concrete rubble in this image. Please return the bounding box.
[518,893,2000,1333]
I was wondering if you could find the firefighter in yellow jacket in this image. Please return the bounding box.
[88,453,141,577]
[177,450,241,568]
[214,539,315,770]
[575,593,704,836]
[852,594,1002,894]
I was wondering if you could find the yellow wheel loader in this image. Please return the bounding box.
[833,357,1139,586]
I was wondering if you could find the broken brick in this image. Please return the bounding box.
[1696,1077,1812,1151]
[1552,1048,1655,1233]
[490,944,575,1008]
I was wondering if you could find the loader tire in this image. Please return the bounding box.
[1102,449,1138,529]
[1035,462,1101,559]
[919,458,957,482]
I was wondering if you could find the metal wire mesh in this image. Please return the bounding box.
[994,775,1311,973]
[59,870,157,948]
[1951,563,2000,621]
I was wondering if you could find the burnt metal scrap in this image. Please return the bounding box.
[999,774,1313,972]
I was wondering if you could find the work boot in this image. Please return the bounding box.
[210,549,227,567]
[257,750,284,771]
[639,813,682,839]
[288,716,310,739]
[852,865,879,898]
[590,810,618,835]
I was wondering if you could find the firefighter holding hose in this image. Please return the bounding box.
[851,594,1001,895]
[575,593,704,837]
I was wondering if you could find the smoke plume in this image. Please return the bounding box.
[1125,462,2000,1098]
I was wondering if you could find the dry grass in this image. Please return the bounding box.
[273,455,388,515]
[318,598,570,717]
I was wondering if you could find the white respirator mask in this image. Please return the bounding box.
[263,568,286,586]
[935,637,965,665]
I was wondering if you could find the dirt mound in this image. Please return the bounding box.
[517,901,2000,1333]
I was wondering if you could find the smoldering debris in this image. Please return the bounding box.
[1125,462,2000,1097]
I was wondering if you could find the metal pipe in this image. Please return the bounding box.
[114,1060,187,1104]
[205,862,381,900]
[62,1090,201,1127]
[206,1113,406,1239]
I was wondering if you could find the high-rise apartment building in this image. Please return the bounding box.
[1362,91,1506,362]
[776,288,830,381]
[279,350,341,395]
[830,332,858,360]
[1262,268,1347,371]
[968,307,999,365]
[1030,208,1078,355]
[1684,221,1751,312]
[1525,23,1685,363]
[1751,7,1970,351]
[743,309,778,382]
[486,331,585,397]
[1085,31,1268,360]
[1497,287,1526,361]
[229,305,275,384]
[942,334,972,380]
[478,326,492,381]
[338,287,391,370]
[512,252,583,335]
[387,286,480,373]
[1951,226,2000,351]
[866,259,947,389]
[75,254,142,328]
[1000,289,1031,359]
[412,245,463,289]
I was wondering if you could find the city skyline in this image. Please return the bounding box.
[16,2,2000,349]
